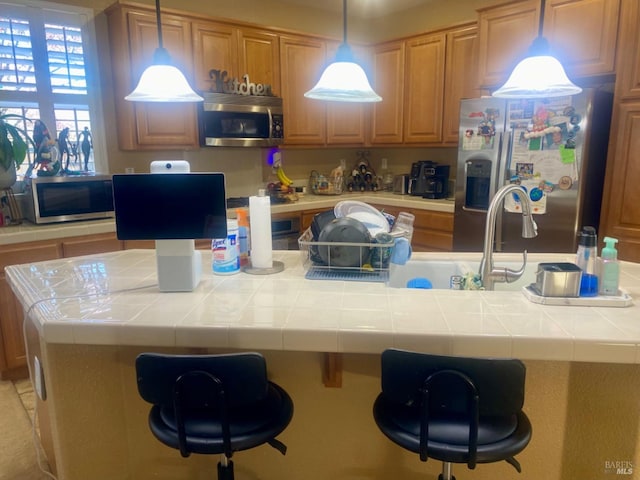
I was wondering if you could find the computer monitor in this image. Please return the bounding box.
[112,173,227,240]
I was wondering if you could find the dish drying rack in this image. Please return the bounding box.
[298,227,395,282]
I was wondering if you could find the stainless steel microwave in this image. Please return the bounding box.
[199,92,284,147]
[19,175,114,224]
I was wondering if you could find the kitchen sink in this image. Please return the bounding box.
[387,259,537,291]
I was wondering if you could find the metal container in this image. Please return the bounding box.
[533,262,582,297]
[392,174,410,194]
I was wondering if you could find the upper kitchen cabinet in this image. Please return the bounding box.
[477,0,540,90]
[371,40,405,144]
[477,0,620,90]
[238,28,281,96]
[106,4,199,150]
[403,32,446,143]
[614,0,640,99]
[279,34,327,145]
[325,42,370,145]
[442,23,479,144]
[543,0,619,78]
[192,23,281,96]
[192,21,239,92]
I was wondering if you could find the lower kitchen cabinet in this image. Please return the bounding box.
[0,241,62,380]
[0,233,128,379]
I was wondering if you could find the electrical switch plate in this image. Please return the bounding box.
[381,158,388,169]
[34,355,46,401]
[340,159,346,170]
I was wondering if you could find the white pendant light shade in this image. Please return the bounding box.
[305,61,382,102]
[125,0,202,103]
[492,54,582,98]
[304,0,382,103]
[125,64,204,102]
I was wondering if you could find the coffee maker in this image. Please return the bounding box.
[409,161,450,199]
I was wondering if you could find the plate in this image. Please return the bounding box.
[317,217,372,267]
[334,200,390,236]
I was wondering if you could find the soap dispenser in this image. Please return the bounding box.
[576,226,598,296]
[599,236,620,296]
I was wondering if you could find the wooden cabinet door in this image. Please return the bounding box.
[614,0,640,99]
[600,101,640,262]
[192,21,239,92]
[61,233,122,258]
[443,24,479,144]
[477,0,540,89]
[403,33,446,143]
[126,10,198,148]
[280,34,327,145]
[371,41,405,144]
[544,0,619,78]
[325,42,369,145]
[238,27,281,96]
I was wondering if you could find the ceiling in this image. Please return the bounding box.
[275,0,437,19]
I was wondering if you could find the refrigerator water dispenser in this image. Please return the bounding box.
[464,158,492,210]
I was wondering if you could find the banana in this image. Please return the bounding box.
[277,166,293,186]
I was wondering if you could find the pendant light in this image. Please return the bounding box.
[304,0,382,102]
[125,0,203,102]
[492,0,581,98]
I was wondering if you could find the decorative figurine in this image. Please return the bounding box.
[78,126,93,171]
[58,127,72,170]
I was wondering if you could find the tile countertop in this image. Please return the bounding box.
[5,249,640,364]
[0,192,454,245]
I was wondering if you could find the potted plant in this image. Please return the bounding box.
[0,110,32,189]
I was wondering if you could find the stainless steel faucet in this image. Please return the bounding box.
[479,184,538,290]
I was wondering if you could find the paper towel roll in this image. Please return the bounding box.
[249,195,273,269]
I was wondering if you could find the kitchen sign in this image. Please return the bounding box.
[208,70,273,96]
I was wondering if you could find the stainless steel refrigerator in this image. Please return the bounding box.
[453,89,613,253]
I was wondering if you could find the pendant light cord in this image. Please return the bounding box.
[155,0,164,50]
[342,0,348,44]
[537,0,545,37]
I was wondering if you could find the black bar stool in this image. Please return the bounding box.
[136,352,294,480]
[373,349,531,480]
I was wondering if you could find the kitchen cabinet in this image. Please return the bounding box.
[599,102,640,262]
[442,23,479,144]
[238,28,281,96]
[477,0,620,90]
[0,232,130,380]
[192,21,239,92]
[615,0,640,99]
[0,242,61,380]
[279,34,327,145]
[403,32,446,143]
[106,3,199,150]
[599,0,640,262]
[371,41,405,144]
[192,22,281,96]
[477,0,540,90]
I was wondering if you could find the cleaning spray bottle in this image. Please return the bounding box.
[236,208,250,268]
[599,236,620,296]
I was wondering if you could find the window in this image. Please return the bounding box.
[0,0,105,176]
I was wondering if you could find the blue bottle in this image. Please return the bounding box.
[576,226,598,297]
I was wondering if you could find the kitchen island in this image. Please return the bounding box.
[6,249,640,480]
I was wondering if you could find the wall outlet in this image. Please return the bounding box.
[34,356,46,401]
[381,158,388,170]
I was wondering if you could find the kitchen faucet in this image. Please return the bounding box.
[479,184,538,290]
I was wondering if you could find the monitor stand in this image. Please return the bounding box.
[155,239,202,292]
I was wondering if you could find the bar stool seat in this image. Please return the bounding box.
[136,352,293,480]
[373,349,531,480]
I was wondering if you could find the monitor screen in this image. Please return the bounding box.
[112,173,227,240]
